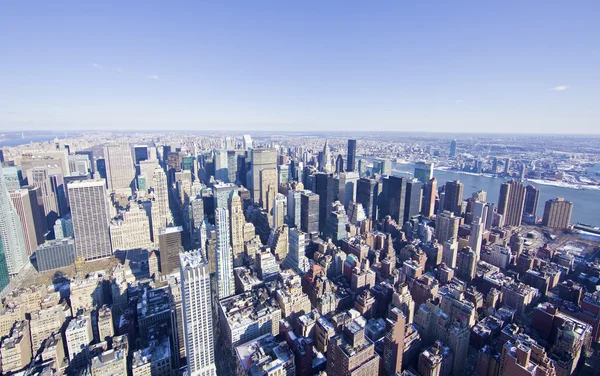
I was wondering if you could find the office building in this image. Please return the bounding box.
[347,139,357,172]
[273,193,286,229]
[29,167,61,226]
[260,168,278,213]
[313,172,334,234]
[421,177,437,218]
[65,314,93,369]
[10,188,45,256]
[286,189,301,228]
[132,337,172,376]
[34,238,75,271]
[151,167,173,241]
[380,175,407,223]
[216,208,235,298]
[251,148,277,204]
[449,139,457,157]
[68,180,112,261]
[443,180,464,216]
[284,228,309,274]
[300,191,319,234]
[356,178,379,219]
[134,145,149,164]
[524,185,540,217]
[180,250,217,375]
[0,167,28,275]
[230,192,246,267]
[405,179,422,222]
[326,317,381,376]
[414,161,434,183]
[436,211,460,243]
[104,143,135,195]
[235,333,295,376]
[456,247,477,282]
[498,180,526,227]
[470,219,484,259]
[0,321,32,374]
[90,348,127,376]
[542,198,573,229]
[338,171,359,209]
[158,226,183,275]
[383,308,406,375]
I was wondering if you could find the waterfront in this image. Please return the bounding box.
[390,162,600,226]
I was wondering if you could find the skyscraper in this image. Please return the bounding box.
[404,179,423,223]
[449,139,457,157]
[214,149,229,182]
[133,145,148,165]
[524,185,540,216]
[104,143,135,196]
[300,191,319,234]
[68,180,112,261]
[470,219,484,260]
[215,208,234,298]
[383,308,406,375]
[151,167,172,242]
[347,139,357,172]
[158,226,184,275]
[356,178,379,219]
[435,211,460,244]
[542,198,573,229]
[229,192,245,267]
[414,161,434,183]
[337,171,359,209]
[10,189,43,256]
[250,148,277,204]
[0,166,28,275]
[380,176,406,224]
[260,168,278,213]
[0,237,10,292]
[179,250,216,376]
[421,178,437,218]
[498,180,526,227]
[443,180,464,216]
[29,168,60,227]
[314,173,333,234]
[320,140,332,173]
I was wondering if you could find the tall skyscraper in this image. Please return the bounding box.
[357,178,379,219]
[337,172,359,209]
[404,179,422,222]
[10,189,43,256]
[151,167,172,241]
[133,145,148,165]
[314,173,333,234]
[383,308,406,375]
[29,168,60,227]
[421,178,437,218]
[179,250,216,376]
[498,180,526,227]
[300,191,319,234]
[214,149,229,183]
[68,180,112,261]
[524,185,540,216]
[215,208,234,298]
[436,211,460,244]
[320,140,332,173]
[104,143,135,195]
[286,190,301,228]
[414,161,434,183]
[158,226,184,275]
[250,148,277,204]
[347,139,357,172]
[0,237,10,292]
[443,180,464,216]
[229,192,245,267]
[260,168,278,213]
[0,167,28,275]
[470,219,484,260]
[449,139,457,157]
[272,193,286,229]
[380,176,406,224]
[542,198,573,229]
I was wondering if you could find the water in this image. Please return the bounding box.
[389,162,600,226]
[0,134,62,147]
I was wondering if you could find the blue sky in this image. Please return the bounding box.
[1,1,599,133]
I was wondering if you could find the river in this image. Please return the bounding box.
[388,162,600,226]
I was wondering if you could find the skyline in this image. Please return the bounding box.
[1,1,599,133]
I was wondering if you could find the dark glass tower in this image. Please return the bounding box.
[357,178,379,219]
[300,191,320,234]
[404,179,423,223]
[443,180,464,216]
[0,236,9,293]
[313,173,333,234]
[134,145,149,164]
[524,185,540,216]
[347,139,357,172]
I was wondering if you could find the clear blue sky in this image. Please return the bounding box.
[1,1,599,133]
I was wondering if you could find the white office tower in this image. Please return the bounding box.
[338,171,359,209]
[243,135,253,150]
[229,193,245,267]
[472,201,488,226]
[215,208,234,298]
[286,190,301,228]
[273,194,287,229]
[284,228,309,274]
[104,143,135,196]
[442,238,458,268]
[0,166,28,274]
[68,180,112,260]
[214,150,229,183]
[470,218,484,260]
[151,167,173,242]
[179,250,216,376]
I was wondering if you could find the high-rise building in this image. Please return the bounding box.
[314,173,334,234]
[214,149,229,182]
[65,314,93,369]
[326,318,381,376]
[68,180,112,261]
[380,176,407,223]
[383,308,406,375]
[524,185,540,216]
[300,191,319,235]
[151,167,173,241]
[272,193,287,229]
[250,148,277,204]
[472,189,487,202]
[498,180,526,227]
[356,178,379,219]
[109,204,153,251]
[470,219,484,259]
[435,211,460,244]
[337,171,359,209]
[456,247,477,282]
[216,208,235,298]
[179,250,217,376]
[284,228,309,274]
[542,198,573,229]
[134,145,148,164]
[104,143,135,195]
[0,237,10,292]
[229,192,245,267]
[10,188,44,256]
[421,178,437,218]
[158,226,183,275]
[347,139,357,172]
[28,167,61,228]
[260,168,278,213]
[414,161,434,183]
[443,180,464,216]
[404,179,423,222]
[449,139,457,157]
[286,189,301,228]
